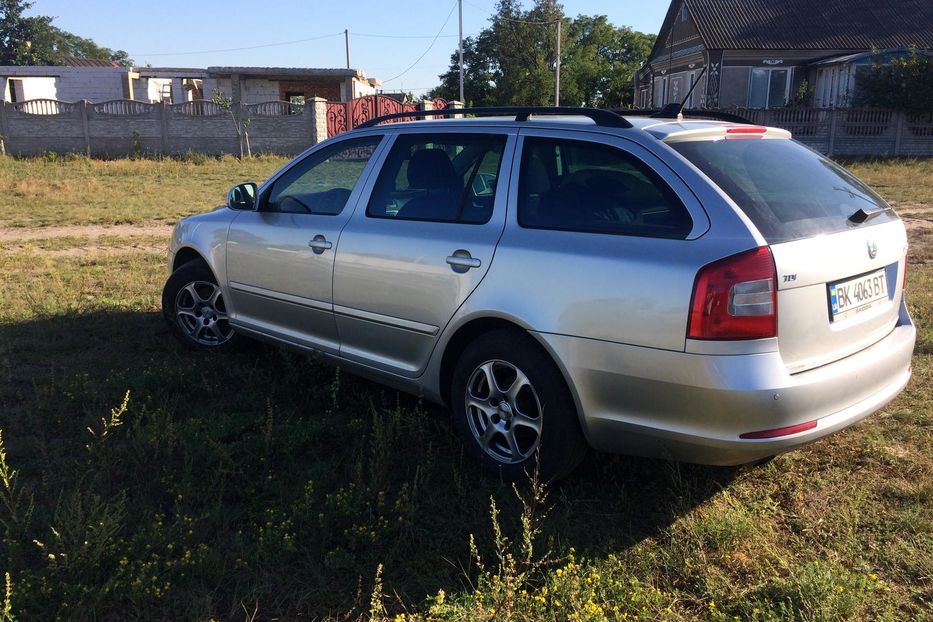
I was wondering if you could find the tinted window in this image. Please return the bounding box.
[518,137,693,238]
[671,139,898,244]
[367,133,507,224]
[266,136,381,215]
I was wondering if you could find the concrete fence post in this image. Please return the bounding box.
[449,100,464,119]
[309,97,328,145]
[0,101,9,156]
[894,111,904,157]
[420,99,435,111]
[160,100,168,156]
[80,100,91,157]
[828,108,838,156]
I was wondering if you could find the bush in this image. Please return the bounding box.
[854,50,933,113]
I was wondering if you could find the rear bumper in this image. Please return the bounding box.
[538,303,916,466]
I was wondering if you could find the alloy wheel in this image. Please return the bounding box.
[465,359,543,464]
[174,281,234,346]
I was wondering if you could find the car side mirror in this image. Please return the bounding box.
[227,182,258,211]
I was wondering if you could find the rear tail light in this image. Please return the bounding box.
[688,247,777,340]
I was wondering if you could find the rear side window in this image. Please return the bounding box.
[367,133,507,224]
[517,137,693,239]
[670,138,898,244]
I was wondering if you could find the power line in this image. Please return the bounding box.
[382,0,459,84]
[132,28,482,59]
[354,32,477,39]
[133,32,344,57]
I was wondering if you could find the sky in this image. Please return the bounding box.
[26,1,669,97]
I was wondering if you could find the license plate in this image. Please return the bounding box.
[829,268,887,321]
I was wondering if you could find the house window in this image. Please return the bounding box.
[749,68,789,108]
[681,5,690,21]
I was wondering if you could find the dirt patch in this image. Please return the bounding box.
[1,244,165,257]
[0,223,172,243]
[903,216,933,232]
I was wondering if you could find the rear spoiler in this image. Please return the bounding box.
[613,107,752,124]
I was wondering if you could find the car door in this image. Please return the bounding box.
[226,134,385,354]
[332,129,517,375]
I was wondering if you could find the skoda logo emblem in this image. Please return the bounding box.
[867,240,878,259]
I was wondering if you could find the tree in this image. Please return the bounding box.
[211,88,251,159]
[560,16,655,108]
[0,0,133,66]
[0,0,49,64]
[432,0,561,106]
[853,51,933,114]
[430,1,654,108]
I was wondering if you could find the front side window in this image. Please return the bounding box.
[517,137,693,239]
[367,133,507,224]
[265,136,382,215]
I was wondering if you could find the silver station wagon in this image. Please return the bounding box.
[162,107,915,480]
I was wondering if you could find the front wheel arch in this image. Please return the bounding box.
[161,259,245,350]
[172,246,208,273]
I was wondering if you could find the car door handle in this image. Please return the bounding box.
[446,252,481,271]
[308,235,333,254]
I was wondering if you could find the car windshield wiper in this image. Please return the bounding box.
[847,207,887,224]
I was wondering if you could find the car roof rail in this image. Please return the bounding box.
[613,107,752,124]
[355,106,634,129]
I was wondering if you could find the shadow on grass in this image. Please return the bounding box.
[0,311,737,619]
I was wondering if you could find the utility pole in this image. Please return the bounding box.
[554,19,561,106]
[458,0,464,102]
[344,29,350,69]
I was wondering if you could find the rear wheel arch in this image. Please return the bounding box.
[440,317,527,406]
[448,327,589,480]
[438,317,583,418]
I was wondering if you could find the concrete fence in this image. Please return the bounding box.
[0,97,467,159]
[733,108,933,157]
[0,96,331,158]
[2,99,930,158]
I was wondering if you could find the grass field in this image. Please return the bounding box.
[0,155,930,621]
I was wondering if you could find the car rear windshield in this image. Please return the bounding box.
[670,138,898,244]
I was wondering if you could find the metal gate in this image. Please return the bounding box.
[326,96,448,137]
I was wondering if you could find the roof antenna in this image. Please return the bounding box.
[657,65,707,121]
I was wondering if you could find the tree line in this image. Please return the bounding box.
[0,0,132,67]
[429,0,655,108]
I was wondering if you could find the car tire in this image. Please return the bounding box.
[161,260,246,351]
[450,329,588,481]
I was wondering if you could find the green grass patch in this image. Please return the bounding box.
[0,158,930,620]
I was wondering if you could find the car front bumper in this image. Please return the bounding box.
[537,302,916,466]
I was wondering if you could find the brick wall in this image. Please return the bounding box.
[1,67,128,103]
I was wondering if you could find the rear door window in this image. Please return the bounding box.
[366,133,507,224]
[517,137,693,239]
[670,138,898,243]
